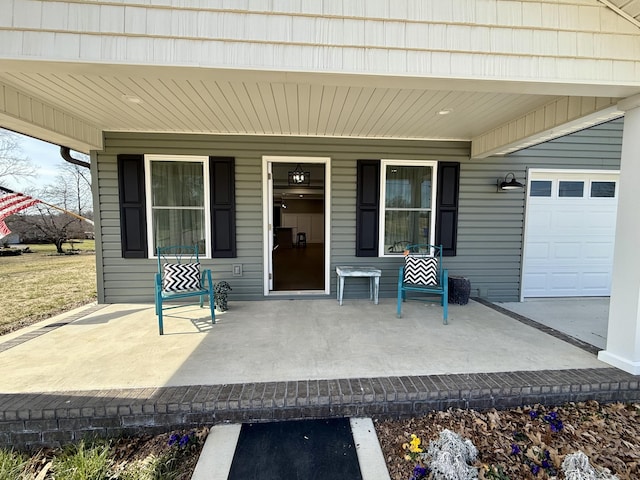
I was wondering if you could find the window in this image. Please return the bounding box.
[529,180,552,197]
[145,155,210,257]
[380,160,437,255]
[591,181,616,198]
[558,181,584,197]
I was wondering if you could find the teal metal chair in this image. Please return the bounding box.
[397,244,449,324]
[155,245,215,335]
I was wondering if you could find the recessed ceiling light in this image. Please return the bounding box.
[437,108,453,115]
[122,94,143,104]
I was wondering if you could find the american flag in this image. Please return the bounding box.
[0,186,41,238]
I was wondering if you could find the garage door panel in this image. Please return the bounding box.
[553,211,584,229]
[588,211,617,229]
[582,272,611,291]
[527,210,552,229]
[583,242,614,260]
[522,272,550,296]
[525,242,550,260]
[549,271,579,289]
[523,171,618,298]
[553,242,581,260]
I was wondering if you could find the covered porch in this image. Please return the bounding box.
[1,298,637,448]
[0,298,608,393]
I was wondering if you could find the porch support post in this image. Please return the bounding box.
[598,97,640,374]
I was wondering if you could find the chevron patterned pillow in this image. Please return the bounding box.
[403,256,439,286]
[163,263,201,292]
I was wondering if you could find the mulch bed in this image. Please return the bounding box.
[374,401,640,479]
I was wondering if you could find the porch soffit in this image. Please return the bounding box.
[0,61,637,157]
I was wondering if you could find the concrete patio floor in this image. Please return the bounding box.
[496,297,609,350]
[0,298,607,393]
[2,296,638,450]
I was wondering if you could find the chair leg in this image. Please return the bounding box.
[205,269,216,324]
[442,271,449,325]
[397,266,404,318]
[443,295,448,325]
[155,288,164,335]
[209,294,216,324]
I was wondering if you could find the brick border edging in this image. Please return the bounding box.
[1,368,638,449]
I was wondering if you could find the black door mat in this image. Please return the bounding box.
[228,417,363,480]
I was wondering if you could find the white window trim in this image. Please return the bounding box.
[379,159,438,257]
[144,154,211,259]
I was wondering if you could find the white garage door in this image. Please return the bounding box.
[522,170,618,298]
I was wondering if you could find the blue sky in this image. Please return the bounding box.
[4,128,71,191]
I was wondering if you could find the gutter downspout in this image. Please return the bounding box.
[60,146,90,169]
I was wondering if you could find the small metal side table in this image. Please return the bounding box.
[336,266,382,306]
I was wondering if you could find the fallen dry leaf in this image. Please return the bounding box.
[374,401,640,480]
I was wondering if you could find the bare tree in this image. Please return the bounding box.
[9,157,93,253]
[8,209,88,253]
[0,130,36,186]
[42,161,92,215]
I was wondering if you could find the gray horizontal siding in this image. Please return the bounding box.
[447,118,623,301]
[96,118,623,304]
[97,134,468,303]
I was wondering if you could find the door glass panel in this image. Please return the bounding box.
[591,181,616,198]
[558,181,584,198]
[530,180,552,197]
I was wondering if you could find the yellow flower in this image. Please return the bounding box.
[404,454,411,461]
[409,434,422,453]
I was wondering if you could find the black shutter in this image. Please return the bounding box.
[117,154,148,258]
[356,160,380,257]
[435,162,460,257]
[210,156,236,258]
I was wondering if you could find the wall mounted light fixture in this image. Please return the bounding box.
[288,164,310,186]
[497,173,525,192]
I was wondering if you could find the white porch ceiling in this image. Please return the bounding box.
[0,61,633,156]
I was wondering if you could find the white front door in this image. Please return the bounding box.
[522,170,619,298]
[262,156,331,296]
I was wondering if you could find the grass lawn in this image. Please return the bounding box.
[0,241,97,335]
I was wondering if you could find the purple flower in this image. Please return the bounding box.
[529,410,539,419]
[531,464,540,475]
[510,444,521,455]
[542,460,551,469]
[551,420,564,432]
[179,434,191,447]
[410,465,428,479]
